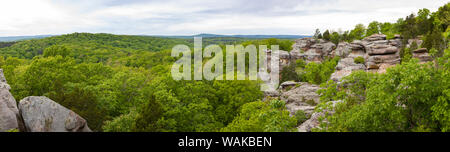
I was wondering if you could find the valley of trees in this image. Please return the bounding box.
[0,33,297,132]
[0,3,448,132]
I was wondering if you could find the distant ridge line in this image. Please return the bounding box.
[0,33,312,42]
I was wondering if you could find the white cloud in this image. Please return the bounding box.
[0,0,448,36]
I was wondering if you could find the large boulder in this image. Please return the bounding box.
[280,82,321,116]
[19,96,91,132]
[0,69,23,132]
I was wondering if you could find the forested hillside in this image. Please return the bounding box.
[0,33,297,132]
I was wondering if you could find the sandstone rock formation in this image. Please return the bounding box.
[330,41,367,81]
[412,48,433,63]
[363,34,402,73]
[298,100,342,132]
[19,96,91,132]
[280,82,321,116]
[276,34,436,132]
[0,69,23,132]
[291,38,335,62]
[407,39,433,63]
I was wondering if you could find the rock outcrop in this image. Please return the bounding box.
[280,82,321,116]
[273,34,436,132]
[0,68,91,132]
[291,38,335,62]
[298,100,342,132]
[330,41,367,81]
[19,96,92,132]
[0,69,23,132]
[328,34,404,81]
[407,39,433,63]
[412,48,433,63]
[363,34,402,73]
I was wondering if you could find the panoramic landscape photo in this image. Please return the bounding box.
[0,0,449,133]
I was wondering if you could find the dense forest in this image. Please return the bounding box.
[0,3,449,132]
[0,33,295,131]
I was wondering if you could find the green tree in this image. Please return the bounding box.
[313,29,322,39]
[304,57,339,85]
[43,45,72,58]
[323,30,331,41]
[330,31,341,45]
[319,50,450,132]
[221,100,297,132]
[366,21,381,36]
[349,24,366,40]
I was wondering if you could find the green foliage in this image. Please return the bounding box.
[133,95,163,132]
[2,3,450,133]
[401,47,413,63]
[353,56,365,64]
[350,24,366,40]
[304,57,340,85]
[280,63,301,83]
[318,50,450,132]
[221,100,297,132]
[6,128,19,132]
[43,45,71,57]
[48,86,107,131]
[295,59,306,68]
[313,29,322,39]
[330,32,341,45]
[103,109,139,132]
[366,21,381,36]
[322,30,330,41]
[0,33,192,59]
[294,110,308,125]
[422,27,445,55]
[242,38,294,51]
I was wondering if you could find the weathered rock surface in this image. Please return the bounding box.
[298,100,343,132]
[330,58,366,82]
[329,40,366,81]
[329,34,402,77]
[332,42,352,58]
[363,34,401,73]
[19,96,91,132]
[0,69,23,132]
[280,82,321,116]
[291,38,335,62]
[412,48,433,63]
[363,34,386,41]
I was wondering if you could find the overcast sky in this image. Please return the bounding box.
[0,0,447,36]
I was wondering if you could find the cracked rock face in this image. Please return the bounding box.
[291,38,336,63]
[330,34,403,80]
[408,38,433,63]
[412,48,433,63]
[297,100,343,132]
[280,82,321,116]
[0,69,23,132]
[330,58,366,82]
[363,34,401,73]
[19,96,91,132]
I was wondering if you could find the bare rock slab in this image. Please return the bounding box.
[0,69,23,132]
[19,96,91,132]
